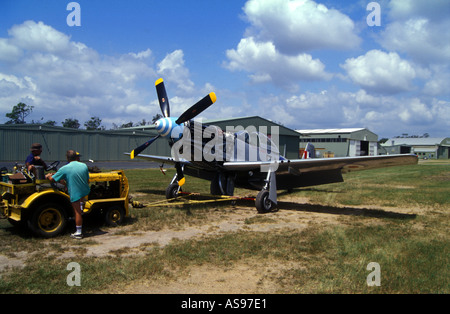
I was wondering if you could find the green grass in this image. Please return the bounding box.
[2,221,447,293]
[0,160,448,293]
[295,162,450,209]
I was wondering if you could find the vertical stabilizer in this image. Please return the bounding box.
[302,142,316,159]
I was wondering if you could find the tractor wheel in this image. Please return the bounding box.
[104,205,125,227]
[28,203,67,238]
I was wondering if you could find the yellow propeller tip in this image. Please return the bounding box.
[130,151,135,159]
[178,177,186,187]
[209,92,217,103]
[155,78,164,86]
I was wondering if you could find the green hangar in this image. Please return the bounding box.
[296,128,379,158]
[381,137,450,159]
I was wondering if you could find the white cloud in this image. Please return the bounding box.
[129,49,152,60]
[388,0,450,22]
[0,39,23,62]
[423,65,450,96]
[225,37,331,90]
[224,0,363,90]
[380,18,450,65]
[8,21,71,53]
[157,50,195,95]
[248,86,449,138]
[0,20,216,127]
[341,50,417,94]
[243,0,361,54]
[0,21,160,126]
[378,0,450,99]
[409,99,434,122]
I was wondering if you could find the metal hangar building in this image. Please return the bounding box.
[381,137,450,159]
[296,128,379,158]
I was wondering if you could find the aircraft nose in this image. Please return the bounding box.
[155,118,173,137]
[155,119,163,134]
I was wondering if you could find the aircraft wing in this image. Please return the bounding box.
[126,152,418,175]
[222,154,418,173]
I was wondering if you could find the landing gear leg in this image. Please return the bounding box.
[210,172,235,196]
[166,172,182,199]
[255,171,277,213]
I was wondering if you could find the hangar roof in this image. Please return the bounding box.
[295,128,366,134]
[205,116,300,137]
[382,137,450,147]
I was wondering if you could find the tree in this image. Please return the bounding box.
[84,116,104,130]
[136,119,150,126]
[62,118,80,129]
[151,114,163,124]
[120,121,134,128]
[5,102,34,124]
[43,120,57,126]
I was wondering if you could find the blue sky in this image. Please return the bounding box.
[1,0,449,138]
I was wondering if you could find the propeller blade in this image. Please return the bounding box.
[130,135,160,159]
[175,92,217,125]
[155,78,170,118]
[175,162,185,186]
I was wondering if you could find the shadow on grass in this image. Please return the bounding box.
[137,190,417,221]
[275,201,417,220]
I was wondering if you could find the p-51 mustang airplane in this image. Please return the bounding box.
[127,78,418,213]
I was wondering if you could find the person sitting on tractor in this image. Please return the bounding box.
[25,143,48,175]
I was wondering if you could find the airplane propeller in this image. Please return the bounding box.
[175,92,217,125]
[130,78,216,187]
[155,78,170,118]
[130,134,160,160]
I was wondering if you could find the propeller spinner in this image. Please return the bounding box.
[130,78,217,186]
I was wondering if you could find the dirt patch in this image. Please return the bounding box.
[59,207,311,259]
[0,251,27,275]
[118,258,288,294]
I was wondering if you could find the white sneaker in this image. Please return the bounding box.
[70,233,83,239]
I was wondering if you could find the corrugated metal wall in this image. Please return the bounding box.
[0,124,169,162]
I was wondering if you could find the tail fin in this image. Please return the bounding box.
[302,142,316,159]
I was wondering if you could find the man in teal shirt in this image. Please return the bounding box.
[46,150,90,239]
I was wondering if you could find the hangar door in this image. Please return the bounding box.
[349,140,377,156]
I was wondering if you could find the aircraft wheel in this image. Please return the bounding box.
[166,183,180,199]
[255,190,274,214]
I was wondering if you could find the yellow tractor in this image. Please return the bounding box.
[1,164,129,238]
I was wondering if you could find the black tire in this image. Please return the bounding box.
[104,205,125,227]
[255,190,275,214]
[28,203,67,238]
[165,183,180,199]
[210,173,225,195]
